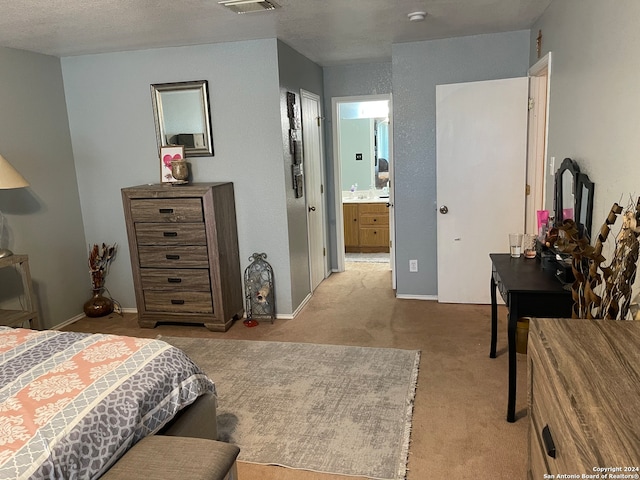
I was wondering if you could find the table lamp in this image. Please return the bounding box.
[0,154,30,258]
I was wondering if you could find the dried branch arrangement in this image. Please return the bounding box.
[88,243,117,291]
[556,198,640,320]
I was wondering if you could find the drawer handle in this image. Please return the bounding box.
[167,277,182,283]
[166,254,180,260]
[171,299,185,305]
[159,208,174,214]
[542,425,556,458]
[163,232,178,237]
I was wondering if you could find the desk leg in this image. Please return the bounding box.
[506,295,518,423]
[490,274,497,358]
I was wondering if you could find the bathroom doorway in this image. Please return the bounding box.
[332,94,395,288]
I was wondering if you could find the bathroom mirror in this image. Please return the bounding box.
[151,80,213,157]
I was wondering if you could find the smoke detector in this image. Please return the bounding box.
[218,0,280,14]
[407,11,427,22]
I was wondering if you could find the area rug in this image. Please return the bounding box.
[159,337,420,480]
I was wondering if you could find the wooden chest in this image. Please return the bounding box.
[527,318,640,479]
[121,183,243,331]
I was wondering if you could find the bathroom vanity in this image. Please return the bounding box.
[343,197,389,253]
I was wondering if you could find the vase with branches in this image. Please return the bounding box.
[84,243,117,317]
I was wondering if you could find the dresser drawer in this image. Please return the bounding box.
[144,291,213,313]
[358,203,387,214]
[140,268,210,290]
[130,199,203,223]
[138,246,209,268]
[135,223,206,246]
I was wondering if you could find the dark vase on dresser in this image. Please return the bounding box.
[121,183,243,331]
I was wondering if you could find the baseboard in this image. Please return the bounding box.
[395,294,438,301]
[50,307,138,330]
[274,292,313,319]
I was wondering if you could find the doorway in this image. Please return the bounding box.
[332,94,395,287]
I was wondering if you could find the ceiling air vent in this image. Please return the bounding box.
[218,0,280,14]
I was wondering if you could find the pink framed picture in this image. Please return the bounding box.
[160,145,185,183]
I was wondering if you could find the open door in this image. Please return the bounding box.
[436,78,528,304]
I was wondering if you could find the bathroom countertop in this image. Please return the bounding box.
[342,196,389,204]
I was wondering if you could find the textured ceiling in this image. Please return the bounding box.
[0,0,551,66]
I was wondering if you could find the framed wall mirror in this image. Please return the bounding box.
[151,80,214,157]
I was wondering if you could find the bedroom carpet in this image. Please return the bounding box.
[158,336,419,480]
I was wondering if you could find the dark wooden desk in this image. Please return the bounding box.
[489,253,572,422]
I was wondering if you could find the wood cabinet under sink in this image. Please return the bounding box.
[343,202,389,253]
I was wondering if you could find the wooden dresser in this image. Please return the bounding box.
[343,202,389,253]
[528,318,640,478]
[121,183,243,331]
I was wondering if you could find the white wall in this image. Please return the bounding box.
[532,0,640,231]
[0,47,88,329]
[61,39,299,314]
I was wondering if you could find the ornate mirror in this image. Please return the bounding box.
[151,80,214,157]
[554,157,594,239]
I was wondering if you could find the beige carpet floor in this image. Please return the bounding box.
[64,261,527,479]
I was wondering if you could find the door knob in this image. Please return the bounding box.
[308,206,316,212]
[439,205,449,214]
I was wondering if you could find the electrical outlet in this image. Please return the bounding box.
[409,259,418,272]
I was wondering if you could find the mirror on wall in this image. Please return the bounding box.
[151,80,214,157]
[338,100,390,197]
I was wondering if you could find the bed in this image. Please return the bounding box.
[0,327,216,479]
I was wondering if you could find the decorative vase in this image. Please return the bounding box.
[171,160,189,183]
[83,288,114,317]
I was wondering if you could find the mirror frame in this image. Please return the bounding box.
[554,158,579,225]
[576,172,595,239]
[151,80,214,157]
[554,157,594,239]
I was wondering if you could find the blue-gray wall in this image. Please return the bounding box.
[392,30,531,297]
[276,40,324,310]
[532,0,640,234]
[61,40,302,315]
[0,47,88,329]
[323,62,392,267]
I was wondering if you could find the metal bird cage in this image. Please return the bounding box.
[244,252,275,323]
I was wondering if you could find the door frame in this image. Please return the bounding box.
[332,94,395,287]
[525,52,552,233]
[300,89,328,289]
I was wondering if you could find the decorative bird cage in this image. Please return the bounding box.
[244,252,275,323]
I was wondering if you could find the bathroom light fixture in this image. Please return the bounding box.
[218,0,280,14]
[407,11,427,22]
[0,154,29,258]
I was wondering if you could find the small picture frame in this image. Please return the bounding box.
[160,145,185,183]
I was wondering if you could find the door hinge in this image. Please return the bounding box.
[526,184,531,195]
[528,98,534,110]
[316,116,324,126]
[320,184,324,194]
[389,240,392,248]
[323,247,326,256]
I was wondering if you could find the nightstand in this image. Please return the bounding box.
[0,254,39,329]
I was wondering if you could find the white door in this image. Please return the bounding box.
[436,78,528,304]
[301,90,327,291]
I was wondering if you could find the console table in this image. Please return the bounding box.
[489,253,572,422]
[0,254,39,329]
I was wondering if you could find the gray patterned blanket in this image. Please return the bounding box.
[0,327,215,479]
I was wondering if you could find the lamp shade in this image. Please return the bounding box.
[0,155,29,189]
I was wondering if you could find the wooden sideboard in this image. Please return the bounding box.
[343,202,389,253]
[121,183,243,331]
[528,318,640,478]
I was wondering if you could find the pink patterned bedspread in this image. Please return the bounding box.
[0,327,215,479]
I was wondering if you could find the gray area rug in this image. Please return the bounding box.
[346,252,391,263]
[159,337,419,480]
